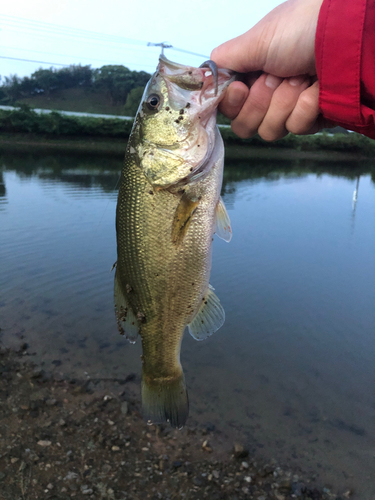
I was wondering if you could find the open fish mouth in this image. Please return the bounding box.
[158,55,235,102]
[199,60,219,96]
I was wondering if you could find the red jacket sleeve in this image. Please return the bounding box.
[315,0,375,139]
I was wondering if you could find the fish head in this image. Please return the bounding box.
[132,56,234,189]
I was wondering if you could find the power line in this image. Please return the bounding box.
[0,55,69,67]
[0,14,149,46]
[172,47,209,58]
[0,15,209,61]
[1,46,157,71]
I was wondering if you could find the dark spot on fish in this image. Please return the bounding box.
[197,144,200,147]
[192,283,195,286]
[178,116,183,120]
[205,301,208,305]
[149,190,154,195]
[165,106,170,111]
[179,109,184,114]
[175,120,180,124]
[190,167,193,172]
[137,311,146,323]
[202,297,205,301]
[186,103,191,108]
[201,320,204,324]
[169,111,172,114]
[188,71,192,75]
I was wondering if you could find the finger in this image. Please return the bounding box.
[218,81,249,120]
[298,116,338,135]
[257,76,310,141]
[285,81,320,134]
[230,73,283,138]
[211,27,266,73]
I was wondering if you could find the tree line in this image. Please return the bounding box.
[0,64,151,112]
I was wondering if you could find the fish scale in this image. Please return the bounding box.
[115,56,234,427]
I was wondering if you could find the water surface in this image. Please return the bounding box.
[1,151,374,498]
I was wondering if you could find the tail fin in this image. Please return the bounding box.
[141,371,189,429]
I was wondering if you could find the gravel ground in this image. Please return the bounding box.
[0,346,352,500]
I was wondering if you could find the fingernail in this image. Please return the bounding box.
[265,74,281,89]
[289,76,306,86]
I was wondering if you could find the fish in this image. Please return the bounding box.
[114,55,234,428]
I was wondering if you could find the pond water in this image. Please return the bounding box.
[1,150,375,498]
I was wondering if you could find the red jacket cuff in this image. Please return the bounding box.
[316,0,375,138]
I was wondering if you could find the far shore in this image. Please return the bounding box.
[1,132,375,163]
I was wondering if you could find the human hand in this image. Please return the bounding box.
[211,0,335,139]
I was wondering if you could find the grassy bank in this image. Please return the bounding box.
[2,133,375,166]
[1,106,375,158]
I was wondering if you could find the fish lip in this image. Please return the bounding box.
[158,55,235,99]
[158,54,189,72]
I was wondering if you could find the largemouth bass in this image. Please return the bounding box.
[115,56,234,428]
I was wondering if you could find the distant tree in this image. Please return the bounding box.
[94,65,150,105]
[123,86,145,116]
[31,68,59,95]
[2,75,23,102]
[56,65,93,89]
[0,64,150,106]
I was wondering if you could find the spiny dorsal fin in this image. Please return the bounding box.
[187,284,225,341]
[114,269,139,343]
[171,192,200,245]
[215,197,232,242]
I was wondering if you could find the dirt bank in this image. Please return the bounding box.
[0,346,350,500]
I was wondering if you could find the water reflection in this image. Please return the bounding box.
[1,150,375,498]
[1,150,374,200]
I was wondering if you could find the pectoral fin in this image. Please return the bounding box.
[215,197,232,242]
[171,193,200,245]
[187,285,225,341]
[114,269,139,343]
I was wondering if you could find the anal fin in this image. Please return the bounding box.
[114,269,139,343]
[187,284,225,341]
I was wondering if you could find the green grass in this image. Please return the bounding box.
[16,88,126,115]
[1,106,375,158]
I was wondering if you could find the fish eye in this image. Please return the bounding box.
[146,93,161,110]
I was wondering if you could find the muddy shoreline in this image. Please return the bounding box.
[0,344,351,500]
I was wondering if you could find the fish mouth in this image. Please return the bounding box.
[149,56,234,187]
[158,55,235,103]
[199,60,219,96]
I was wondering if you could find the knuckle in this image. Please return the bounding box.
[258,124,285,142]
[231,120,256,139]
[287,117,309,135]
[297,90,319,115]
[248,94,269,113]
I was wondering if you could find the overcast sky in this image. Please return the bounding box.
[0,0,282,79]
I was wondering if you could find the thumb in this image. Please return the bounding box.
[211,26,267,73]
